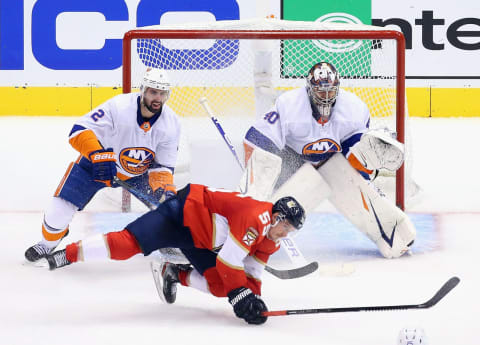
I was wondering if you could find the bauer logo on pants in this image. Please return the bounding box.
[119,147,155,175]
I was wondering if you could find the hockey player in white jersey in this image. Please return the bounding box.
[243,62,415,259]
[25,67,182,263]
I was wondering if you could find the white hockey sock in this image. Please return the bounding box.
[41,197,78,247]
[44,197,77,230]
[79,233,110,261]
[187,269,210,294]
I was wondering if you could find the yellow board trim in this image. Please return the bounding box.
[431,88,480,117]
[406,88,430,118]
[0,86,123,116]
[1,86,479,117]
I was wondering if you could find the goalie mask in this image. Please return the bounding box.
[140,67,171,113]
[272,196,306,230]
[306,62,340,124]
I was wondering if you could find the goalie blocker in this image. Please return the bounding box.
[244,147,415,259]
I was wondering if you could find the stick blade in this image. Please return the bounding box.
[423,276,460,308]
[265,261,318,279]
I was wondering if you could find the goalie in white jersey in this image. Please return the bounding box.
[246,61,375,182]
[243,62,415,258]
[25,68,182,263]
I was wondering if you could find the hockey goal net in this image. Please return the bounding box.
[122,18,416,212]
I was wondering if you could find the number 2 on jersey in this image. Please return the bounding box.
[90,109,105,122]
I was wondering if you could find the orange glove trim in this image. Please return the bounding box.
[149,170,176,193]
[69,129,103,158]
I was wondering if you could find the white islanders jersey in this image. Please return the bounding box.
[71,92,181,178]
[249,87,370,164]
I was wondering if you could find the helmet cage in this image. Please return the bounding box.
[308,85,339,106]
[306,62,340,120]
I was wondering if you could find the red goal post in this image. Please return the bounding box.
[122,19,407,211]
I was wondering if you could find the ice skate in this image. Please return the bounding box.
[46,249,71,270]
[24,230,69,263]
[25,243,54,263]
[151,260,191,304]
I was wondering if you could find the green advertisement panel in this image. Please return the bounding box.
[281,0,373,78]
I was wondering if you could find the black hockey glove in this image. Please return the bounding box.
[89,148,117,186]
[227,287,268,325]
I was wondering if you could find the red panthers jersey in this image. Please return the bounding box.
[183,184,279,294]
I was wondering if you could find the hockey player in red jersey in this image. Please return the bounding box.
[45,184,305,325]
[25,68,181,263]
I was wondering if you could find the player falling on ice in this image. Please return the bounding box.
[45,184,306,325]
[25,68,181,263]
[242,62,415,259]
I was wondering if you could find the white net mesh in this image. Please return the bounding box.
[123,19,418,210]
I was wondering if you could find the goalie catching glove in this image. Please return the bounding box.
[149,168,176,202]
[89,148,117,186]
[228,287,268,325]
[350,128,405,172]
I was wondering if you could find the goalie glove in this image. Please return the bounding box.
[350,128,405,172]
[227,287,268,325]
[149,168,176,202]
[89,148,117,186]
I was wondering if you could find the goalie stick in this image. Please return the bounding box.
[263,276,460,316]
[114,177,314,279]
[199,97,244,172]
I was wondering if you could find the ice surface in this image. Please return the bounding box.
[0,116,479,345]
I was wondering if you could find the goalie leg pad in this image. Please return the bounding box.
[238,147,282,200]
[318,153,416,258]
[349,129,405,171]
[269,163,331,213]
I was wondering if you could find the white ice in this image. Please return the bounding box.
[1,116,479,345]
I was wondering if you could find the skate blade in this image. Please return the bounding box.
[22,258,49,268]
[150,261,167,303]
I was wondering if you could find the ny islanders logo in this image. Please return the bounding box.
[119,147,155,175]
[302,139,341,160]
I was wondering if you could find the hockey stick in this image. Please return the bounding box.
[115,176,314,279]
[265,262,319,280]
[113,176,159,210]
[198,97,244,171]
[263,276,460,316]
